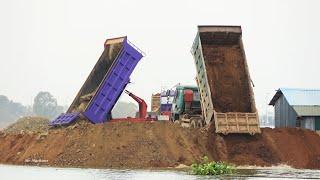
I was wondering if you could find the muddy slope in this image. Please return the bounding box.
[0,121,209,168]
[0,121,320,169]
[207,125,320,169]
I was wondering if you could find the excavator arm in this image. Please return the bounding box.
[125,90,148,118]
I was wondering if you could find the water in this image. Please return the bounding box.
[0,164,320,180]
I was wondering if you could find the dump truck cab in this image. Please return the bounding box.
[171,85,203,127]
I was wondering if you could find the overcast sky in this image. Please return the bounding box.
[0,0,319,114]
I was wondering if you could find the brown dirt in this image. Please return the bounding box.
[202,44,252,113]
[0,120,320,169]
[0,120,209,168]
[206,124,320,169]
[3,116,49,134]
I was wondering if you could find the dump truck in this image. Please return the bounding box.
[50,37,144,126]
[190,26,260,134]
[171,85,202,128]
[157,89,175,120]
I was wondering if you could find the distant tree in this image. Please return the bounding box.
[0,93,65,129]
[0,95,27,129]
[0,95,27,116]
[112,101,138,118]
[9,102,26,117]
[0,95,9,106]
[33,92,60,118]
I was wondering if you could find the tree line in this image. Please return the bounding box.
[0,92,65,128]
[0,91,138,129]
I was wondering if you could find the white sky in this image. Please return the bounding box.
[0,0,319,114]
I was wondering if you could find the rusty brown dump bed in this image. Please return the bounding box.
[191,26,260,134]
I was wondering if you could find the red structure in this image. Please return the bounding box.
[124,90,148,118]
[109,90,154,123]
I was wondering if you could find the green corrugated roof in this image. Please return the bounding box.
[292,105,320,116]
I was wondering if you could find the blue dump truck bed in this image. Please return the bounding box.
[50,37,144,126]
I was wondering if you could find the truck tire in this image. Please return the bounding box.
[197,120,203,128]
[190,119,196,128]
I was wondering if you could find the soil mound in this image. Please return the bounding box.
[0,121,208,168]
[3,116,49,134]
[0,120,320,169]
[206,124,320,169]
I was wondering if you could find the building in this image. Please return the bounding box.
[269,88,320,131]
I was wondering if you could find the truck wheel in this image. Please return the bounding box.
[190,119,196,128]
[197,120,203,128]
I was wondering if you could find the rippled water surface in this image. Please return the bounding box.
[0,164,320,179]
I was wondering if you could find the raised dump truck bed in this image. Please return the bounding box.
[50,37,144,126]
[191,26,260,134]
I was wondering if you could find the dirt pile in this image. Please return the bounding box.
[3,116,49,134]
[0,120,320,169]
[202,44,252,113]
[207,125,320,169]
[0,121,208,168]
[261,128,320,168]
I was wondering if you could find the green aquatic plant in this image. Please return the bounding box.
[191,156,235,175]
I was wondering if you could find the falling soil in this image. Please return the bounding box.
[0,118,320,169]
[202,44,252,113]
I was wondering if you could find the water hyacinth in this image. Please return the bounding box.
[191,156,235,175]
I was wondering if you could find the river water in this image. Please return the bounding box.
[0,164,319,179]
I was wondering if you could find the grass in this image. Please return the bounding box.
[191,156,235,175]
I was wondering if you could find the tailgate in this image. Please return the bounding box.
[49,112,80,126]
[214,111,260,134]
